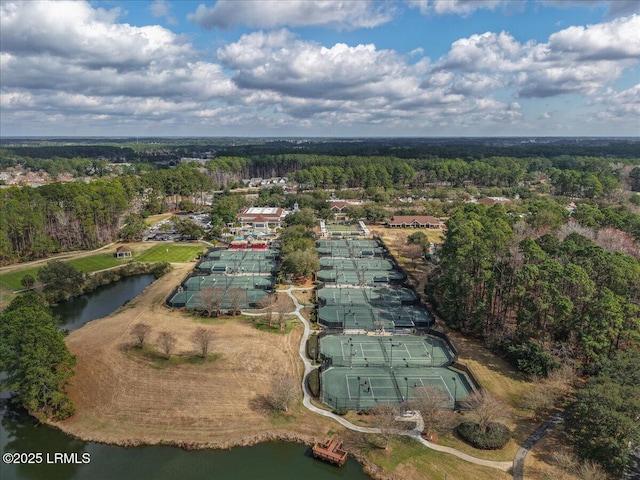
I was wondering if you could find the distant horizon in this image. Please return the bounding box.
[2,1,639,137]
[2,135,639,140]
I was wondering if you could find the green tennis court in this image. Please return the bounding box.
[320,335,452,368]
[322,366,473,410]
[317,286,417,307]
[317,269,404,285]
[318,304,431,332]
[319,258,395,271]
[198,249,279,274]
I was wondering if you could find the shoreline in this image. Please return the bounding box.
[47,419,388,479]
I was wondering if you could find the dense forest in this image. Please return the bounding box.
[431,205,640,374]
[430,205,640,475]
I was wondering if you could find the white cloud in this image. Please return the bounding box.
[437,15,640,98]
[217,30,420,101]
[149,0,178,25]
[0,1,192,70]
[548,14,640,61]
[409,0,503,17]
[1,0,638,136]
[189,0,394,30]
[591,84,640,120]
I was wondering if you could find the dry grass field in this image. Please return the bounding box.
[54,264,339,448]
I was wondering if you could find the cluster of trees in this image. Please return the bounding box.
[550,169,619,198]
[430,205,640,475]
[141,164,214,214]
[131,323,215,360]
[565,350,640,476]
[572,202,640,242]
[432,205,640,375]
[0,153,113,179]
[279,222,319,281]
[0,179,134,263]
[203,152,630,196]
[0,293,76,420]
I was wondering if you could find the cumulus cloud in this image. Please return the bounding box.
[548,15,640,61]
[0,1,192,71]
[591,84,640,120]
[149,0,178,25]
[409,0,504,16]
[214,29,521,128]
[542,1,640,19]
[2,0,638,136]
[437,14,640,98]
[217,30,418,101]
[188,0,394,30]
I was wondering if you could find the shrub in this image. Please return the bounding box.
[499,339,560,377]
[456,421,511,450]
[307,369,320,398]
[332,407,348,416]
[307,333,319,361]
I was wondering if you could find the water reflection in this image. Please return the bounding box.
[1,398,87,480]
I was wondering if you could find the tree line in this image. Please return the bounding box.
[429,205,640,475]
[0,180,133,263]
[431,205,640,375]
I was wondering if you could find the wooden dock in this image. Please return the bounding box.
[312,438,348,466]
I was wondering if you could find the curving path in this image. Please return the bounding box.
[512,413,563,480]
[265,286,514,472]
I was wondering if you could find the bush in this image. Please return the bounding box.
[332,407,348,416]
[307,369,320,398]
[307,333,319,361]
[499,339,560,377]
[456,421,511,450]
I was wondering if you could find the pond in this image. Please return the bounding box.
[0,402,369,480]
[2,275,371,480]
[51,274,156,331]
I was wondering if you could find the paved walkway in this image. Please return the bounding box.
[512,413,563,480]
[276,286,513,472]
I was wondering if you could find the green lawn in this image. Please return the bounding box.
[0,243,203,293]
[0,266,41,291]
[135,243,204,263]
[67,254,129,273]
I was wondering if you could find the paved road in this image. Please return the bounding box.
[268,286,514,472]
[512,413,563,480]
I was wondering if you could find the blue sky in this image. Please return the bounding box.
[1,0,639,137]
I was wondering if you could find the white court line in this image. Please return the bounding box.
[412,376,453,400]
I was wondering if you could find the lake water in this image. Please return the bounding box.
[50,274,157,331]
[1,275,370,480]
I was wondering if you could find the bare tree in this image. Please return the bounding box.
[277,305,288,331]
[403,244,424,271]
[368,404,399,450]
[227,288,245,316]
[551,449,607,480]
[198,286,226,317]
[410,385,456,435]
[191,327,214,358]
[268,373,298,412]
[131,323,152,349]
[461,390,508,433]
[157,331,177,359]
[257,294,276,326]
[522,365,575,418]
